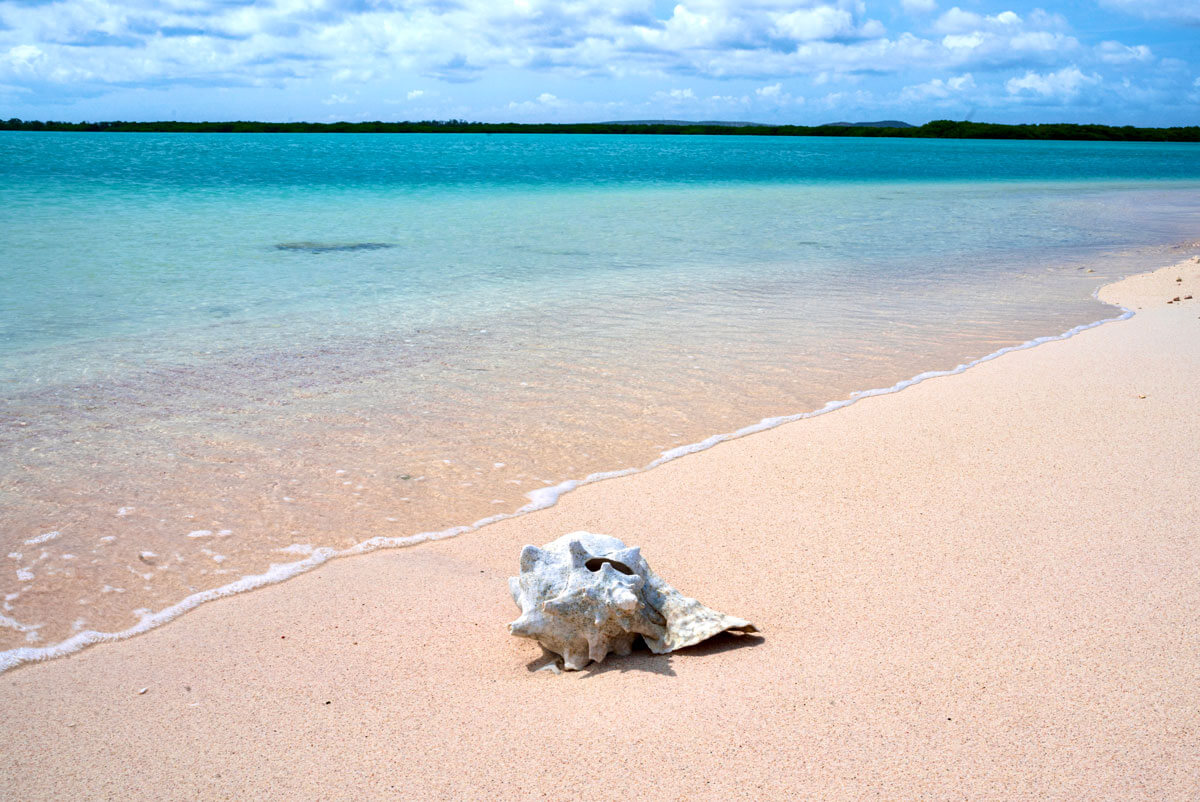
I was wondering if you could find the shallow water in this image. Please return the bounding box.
[2,133,1199,658]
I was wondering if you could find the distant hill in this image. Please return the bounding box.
[597,120,768,127]
[824,120,914,128]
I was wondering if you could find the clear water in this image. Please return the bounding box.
[2,133,1199,658]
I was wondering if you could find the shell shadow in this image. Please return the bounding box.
[525,630,765,678]
[675,629,766,658]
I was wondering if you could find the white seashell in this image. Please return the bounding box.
[508,531,756,671]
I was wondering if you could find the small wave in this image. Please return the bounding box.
[0,304,1134,674]
[0,614,42,642]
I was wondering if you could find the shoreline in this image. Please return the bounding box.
[0,288,1137,674]
[2,257,1199,797]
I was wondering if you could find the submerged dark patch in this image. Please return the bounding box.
[276,242,395,253]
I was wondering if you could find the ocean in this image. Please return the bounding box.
[2,132,1199,668]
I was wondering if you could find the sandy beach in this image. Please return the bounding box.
[3,260,1198,799]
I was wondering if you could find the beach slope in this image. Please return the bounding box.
[3,261,1198,799]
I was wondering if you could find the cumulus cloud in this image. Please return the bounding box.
[773,7,857,41]
[0,0,1190,122]
[635,0,887,57]
[899,72,975,101]
[933,8,1014,34]
[1006,66,1101,100]
[0,0,905,92]
[753,81,802,104]
[928,6,1080,71]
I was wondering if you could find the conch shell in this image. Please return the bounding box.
[508,531,756,670]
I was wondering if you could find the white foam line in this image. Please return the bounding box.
[0,614,41,634]
[0,305,1134,675]
[24,531,60,546]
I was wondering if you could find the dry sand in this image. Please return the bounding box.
[2,261,1199,800]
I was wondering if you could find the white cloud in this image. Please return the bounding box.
[927,7,1081,70]
[5,45,45,68]
[816,88,874,110]
[646,4,742,50]
[1008,31,1065,52]
[634,0,886,54]
[932,8,983,34]
[934,7,1022,34]
[1026,9,1072,30]
[753,81,801,104]
[1006,66,1101,99]
[648,88,696,105]
[0,0,1088,93]
[942,33,984,51]
[901,0,938,13]
[773,7,856,41]
[1097,0,1200,24]
[679,31,942,81]
[0,0,1184,123]
[900,72,975,101]
[1096,41,1152,64]
[506,92,565,112]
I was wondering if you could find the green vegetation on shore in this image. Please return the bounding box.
[2,117,1198,141]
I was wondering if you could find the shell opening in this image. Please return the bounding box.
[584,557,634,575]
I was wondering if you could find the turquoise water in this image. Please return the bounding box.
[3,135,1199,362]
[3,135,1199,361]
[2,133,1199,659]
[6,133,1200,188]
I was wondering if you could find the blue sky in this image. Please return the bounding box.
[0,0,1197,125]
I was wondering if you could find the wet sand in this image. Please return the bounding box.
[2,260,1198,799]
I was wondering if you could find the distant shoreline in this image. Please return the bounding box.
[3,118,1198,142]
